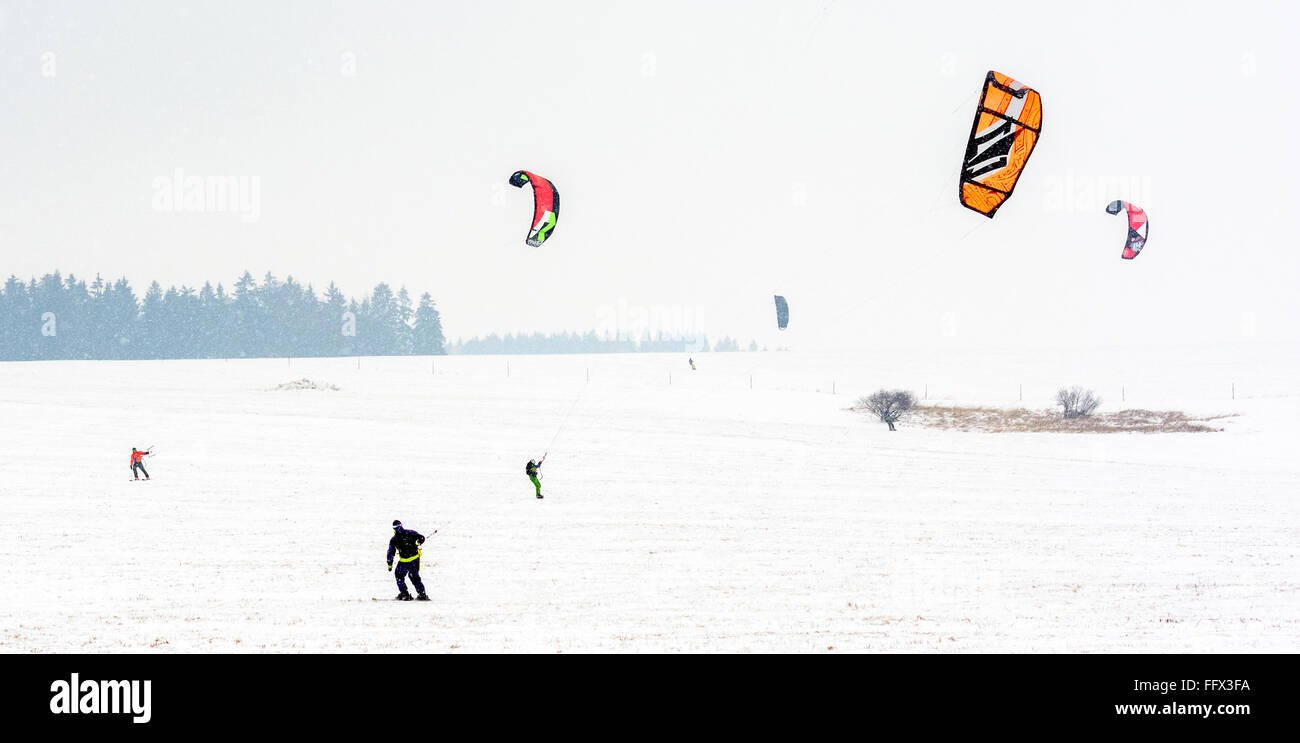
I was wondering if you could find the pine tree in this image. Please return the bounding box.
[413,293,446,355]
[323,282,349,357]
[394,287,415,355]
[232,271,259,357]
[138,281,166,359]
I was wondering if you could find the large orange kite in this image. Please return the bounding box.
[959,71,1042,218]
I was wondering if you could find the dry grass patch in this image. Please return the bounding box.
[903,405,1234,434]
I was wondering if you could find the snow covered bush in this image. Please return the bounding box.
[273,378,340,391]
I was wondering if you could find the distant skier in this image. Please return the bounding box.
[129,447,152,480]
[386,520,429,601]
[689,358,696,370]
[526,456,545,499]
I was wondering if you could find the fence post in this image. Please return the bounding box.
[1019,384,1022,402]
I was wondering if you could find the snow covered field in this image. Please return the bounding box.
[1,345,1297,653]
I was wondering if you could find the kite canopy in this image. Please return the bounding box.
[774,295,789,330]
[1106,200,1149,259]
[508,170,560,247]
[959,71,1043,218]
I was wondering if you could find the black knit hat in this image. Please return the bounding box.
[392,520,402,528]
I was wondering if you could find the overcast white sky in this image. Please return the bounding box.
[2,0,1297,349]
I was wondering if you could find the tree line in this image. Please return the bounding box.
[0,271,446,361]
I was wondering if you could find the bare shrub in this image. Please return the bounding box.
[858,389,917,431]
[1056,386,1101,418]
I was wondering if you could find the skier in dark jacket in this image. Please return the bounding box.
[386,520,429,601]
[130,447,151,480]
[526,456,544,499]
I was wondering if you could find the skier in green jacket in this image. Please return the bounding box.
[526,456,545,499]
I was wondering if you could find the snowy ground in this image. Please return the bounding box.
[1,345,1297,653]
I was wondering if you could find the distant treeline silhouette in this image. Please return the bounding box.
[0,271,445,361]
[448,333,756,355]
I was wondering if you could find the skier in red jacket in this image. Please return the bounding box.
[130,447,151,480]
